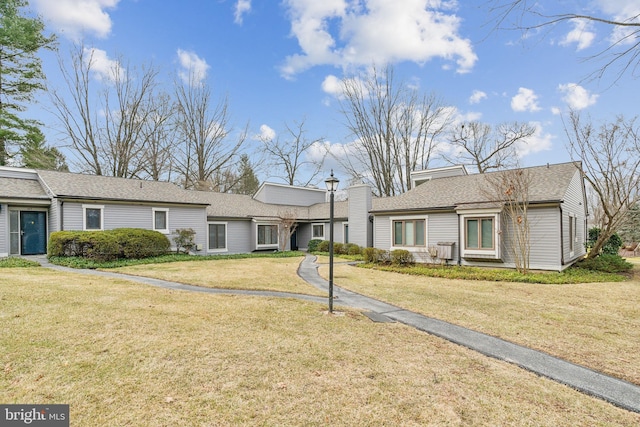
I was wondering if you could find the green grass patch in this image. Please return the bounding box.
[0,257,41,268]
[312,251,364,262]
[357,263,626,284]
[48,251,305,269]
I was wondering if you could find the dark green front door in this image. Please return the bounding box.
[20,211,47,255]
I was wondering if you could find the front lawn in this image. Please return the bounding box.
[316,258,640,386]
[1,267,638,425]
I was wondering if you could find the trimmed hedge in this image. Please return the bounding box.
[49,228,171,262]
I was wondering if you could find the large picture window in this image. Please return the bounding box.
[465,217,494,250]
[392,219,425,247]
[83,205,104,230]
[258,224,278,246]
[209,223,226,251]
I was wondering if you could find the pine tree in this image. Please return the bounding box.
[0,0,55,165]
[19,127,67,170]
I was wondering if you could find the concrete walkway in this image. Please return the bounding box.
[37,255,640,414]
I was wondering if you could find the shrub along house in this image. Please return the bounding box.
[0,162,587,271]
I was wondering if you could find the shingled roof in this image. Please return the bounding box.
[189,190,349,220]
[0,177,50,202]
[36,170,206,206]
[371,162,581,213]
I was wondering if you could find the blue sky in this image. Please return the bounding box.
[27,0,640,185]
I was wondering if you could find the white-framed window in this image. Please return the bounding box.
[83,204,104,230]
[312,223,325,239]
[257,224,278,247]
[459,210,501,259]
[390,216,427,248]
[569,213,577,256]
[465,217,495,250]
[152,208,170,234]
[208,222,227,251]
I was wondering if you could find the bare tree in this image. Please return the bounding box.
[278,209,299,252]
[564,111,640,258]
[102,60,159,178]
[487,1,640,82]
[174,76,246,190]
[261,118,325,186]
[50,45,102,174]
[50,44,160,177]
[337,64,453,196]
[139,92,176,181]
[483,167,532,273]
[445,121,536,173]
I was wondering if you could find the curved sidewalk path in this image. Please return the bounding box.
[40,255,640,414]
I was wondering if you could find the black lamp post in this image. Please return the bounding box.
[324,170,339,313]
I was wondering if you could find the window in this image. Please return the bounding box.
[392,219,425,247]
[152,208,169,233]
[209,223,226,251]
[569,214,577,253]
[312,223,325,239]
[257,224,278,246]
[83,205,104,230]
[465,217,494,250]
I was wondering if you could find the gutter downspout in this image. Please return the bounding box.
[60,200,64,231]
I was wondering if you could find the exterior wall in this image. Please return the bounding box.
[254,183,326,206]
[348,185,373,247]
[61,202,208,254]
[297,223,312,250]
[373,215,392,250]
[487,206,563,271]
[375,212,459,263]
[561,169,588,265]
[0,203,7,257]
[426,213,459,264]
[206,219,253,254]
[411,165,467,187]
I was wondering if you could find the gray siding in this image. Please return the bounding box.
[62,202,208,254]
[348,185,373,247]
[373,215,391,250]
[427,213,459,263]
[496,207,562,271]
[215,220,252,254]
[0,204,7,256]
[297,223,312,250]
[561,169,588,265]
[254,183,326,206]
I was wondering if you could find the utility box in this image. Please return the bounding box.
[436,242,455,260]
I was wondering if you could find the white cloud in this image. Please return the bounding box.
[234,0,252,24]
[281,0,477,78]
[257,124,276,141]
[558,83,598,110]
[511,87,541,112]
[596,0,640,46]
[559,18,595,51]
[321,75,344,97]
[33,0,119,40]
[84,47,124,83]
[514,122,553,158]
[469,90,487,104]
[177,50,210,85]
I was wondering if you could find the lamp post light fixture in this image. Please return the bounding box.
[324,170,339,313]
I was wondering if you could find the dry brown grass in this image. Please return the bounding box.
[315,257,640,386]
[110,256,325,296]
[1,268,639,425]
